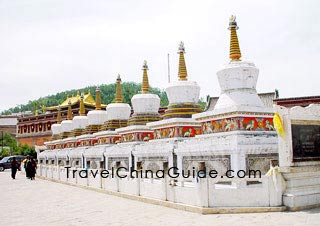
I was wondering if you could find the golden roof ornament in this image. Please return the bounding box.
[228,15,241,61]
[141,60,150,94]
[95,86,101,110]
[177,41,188,81]
[79,93,86,116]
[67,100,73,120]
[115,74,123,103]
[57,105,62,124]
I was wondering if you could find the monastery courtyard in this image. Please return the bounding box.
[0,171,318,226]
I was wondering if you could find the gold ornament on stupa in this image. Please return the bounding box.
[141,60,150,94]
[67,100,73,120]
[57,105,62,124]
[228,15,241,61]
[178,41,188,81]
[115,74,123,103]
[79,93,86,116]
[95,86,101,110]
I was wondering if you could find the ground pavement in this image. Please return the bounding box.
[0,170,319,226]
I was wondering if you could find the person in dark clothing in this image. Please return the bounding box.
[11,157,19,179]
[25,156,31,179]
[29,158,37,180]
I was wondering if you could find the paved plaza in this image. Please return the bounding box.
[0,170,319,226]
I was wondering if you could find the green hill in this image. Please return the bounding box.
[1,82,170,115]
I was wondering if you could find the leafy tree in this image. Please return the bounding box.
[0,132,36,158]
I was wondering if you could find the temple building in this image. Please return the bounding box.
[16,91,105,146]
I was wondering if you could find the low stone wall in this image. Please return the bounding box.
[37,164,283,209]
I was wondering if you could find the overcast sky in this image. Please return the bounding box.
[0,0,319,112]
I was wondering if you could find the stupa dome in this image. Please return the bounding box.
[131,61,160,114]
[87,87,108,125]
[106,75,131,121]
[166,80,200,104]
[51,124,62,135]
[165,42,200,105]
[106,103,131,120]
[61,120,73,133]
[87,110,108,125]
[60,100,74,133]
[72,93,89,129]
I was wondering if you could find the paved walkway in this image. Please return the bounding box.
[0,170,319,226]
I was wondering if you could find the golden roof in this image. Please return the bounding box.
[44,92,106,111]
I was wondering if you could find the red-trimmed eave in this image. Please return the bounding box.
[274,96,320,107]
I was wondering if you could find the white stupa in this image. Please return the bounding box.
[164,42,201,119]
[60,100,74,138]
[129,61,161,125]
[105,75,131,130]
[86,86,108,133]
[146,42,202,139]
[51,105,62,139]
[72,93,89,136]
[116,61,161,142]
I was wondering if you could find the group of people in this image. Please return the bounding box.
[11,156,37,180]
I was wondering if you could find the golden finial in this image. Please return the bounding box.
[67,100,73,120]
[35,109,39,116]
[57,105,62,124]
[76,91,80,97]
[79,93,86,116]
[88,89,91,95]
[115,74,123,103]
[177,41,188,81]
[228,15,241,61]
[141,60,150,94]
[95,86,101,110]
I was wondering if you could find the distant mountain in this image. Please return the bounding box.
[1,82,169,115]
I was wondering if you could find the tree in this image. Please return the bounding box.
[0,132,36,158]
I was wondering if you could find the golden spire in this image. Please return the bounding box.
[228,15,241,61]
[141,60,149,94]
[115,74,123,103]
[57,105,62,124]
[67,100,73,120]
[178,41,188,81]
[79,93,86,116]
[76,91,80,97]
[95,86,101,110]
[34,109,39,116]
[88,89,91,95]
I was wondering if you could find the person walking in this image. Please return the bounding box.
[29,158,37,180]
[11,157,19,179]
[25,156,31,179]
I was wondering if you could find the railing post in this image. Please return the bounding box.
[163,162,168,201]
[197,162,209,207]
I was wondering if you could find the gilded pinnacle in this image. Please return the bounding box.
[95,86,101,110]
[115,74,123,103]
[177,41,188,81]
[228,15,241,61]
[141,60,150,94]
[67,100,73,120]
[79,93,86,116]
[57,105,62,124]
